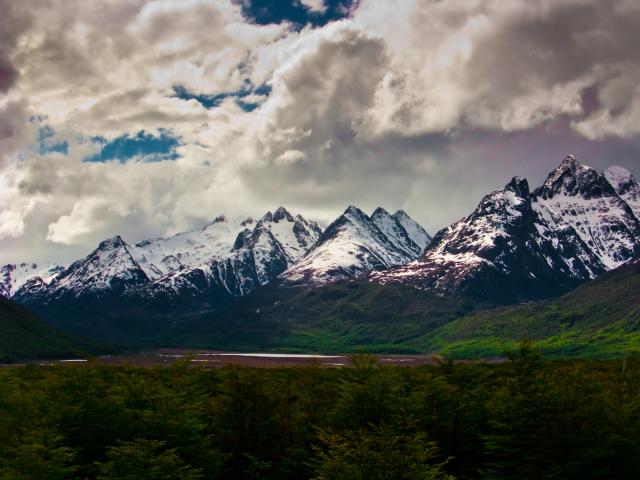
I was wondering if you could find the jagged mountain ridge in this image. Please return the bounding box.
[5,155,639,336]
[532,156,640,269]
[371,156,640,302]
[7,205,428,340]
[11,207,324,308]
[280,206,431,285]
[6,206,428,307]
[1,263,64,298]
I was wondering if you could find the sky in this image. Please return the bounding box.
[1,0,640,264]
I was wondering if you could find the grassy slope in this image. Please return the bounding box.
[173,261,640,358]
[170,281,478,353]
[0,296,111,362]
[422,260,640,358]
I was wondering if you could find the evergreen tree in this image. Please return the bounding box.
[98,439,203,480]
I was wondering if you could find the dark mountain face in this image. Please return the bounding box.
[0,295,107,362]
[371,156,640,303]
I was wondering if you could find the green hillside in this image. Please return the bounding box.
[171,281,479,353]
[422,260,640,358]
[173,261,640,358]
[0,296,109,362]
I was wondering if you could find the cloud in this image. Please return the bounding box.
[1,0,640,265]
[348,0,640,137]
[0,100,37,170]
[0,0,38,93]
[299,0,326,13]
[254,22,387,159]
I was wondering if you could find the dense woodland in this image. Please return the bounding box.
[1,345,639,479]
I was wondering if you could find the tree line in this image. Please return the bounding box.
[0,345,639,479]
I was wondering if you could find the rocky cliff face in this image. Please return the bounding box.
[371,156,640,302]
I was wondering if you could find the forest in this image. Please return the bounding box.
[1,345,639,479]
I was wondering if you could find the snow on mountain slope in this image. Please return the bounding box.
[130,207,321,279]
[132,215,253,276]
[12,208,324,310]
[147,226,290,300]
[281,206,428,285]
[392,210,432,252]
[371,208,427,258]
[136,207,322,298]
[40,236,152,299]
[0,263,63,297]
[533,156,640,269]
[604,165,640,221]
[254,207,323,263]
[371,176,605,302]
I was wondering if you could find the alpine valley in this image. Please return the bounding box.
[3,156,640,357]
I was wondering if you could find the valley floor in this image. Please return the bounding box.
[1,348,504,368]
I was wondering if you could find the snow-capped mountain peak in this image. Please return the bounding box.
[254,207,322,262]
[39,234,152,299]
[537,155,606,200]
[505,176,530,197]
[281,206,429,285]
[0,262,63,298]
[98,235,127,251]
[272,206,295,222]
[343,205,369,221]
[372,155,640,302]
[371,171,605,302]
[533,156,640,269]
[11,208,324,309]
[133,216,247,276]
[371,207,424,258]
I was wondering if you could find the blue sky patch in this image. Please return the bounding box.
[173,81,272,112]
[234,0,357,30]
[85,130,181,163]
[37,125,68,155]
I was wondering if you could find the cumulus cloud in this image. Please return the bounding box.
[299,0,326,13]
[352,0,640,137]
[1,0,640,264]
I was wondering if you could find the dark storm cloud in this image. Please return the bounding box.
[459,1,640,133]
[0,0,35,92]
[0,2,41,170]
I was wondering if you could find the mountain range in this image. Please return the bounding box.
[2,155,639,344]
[372,155,640,302]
